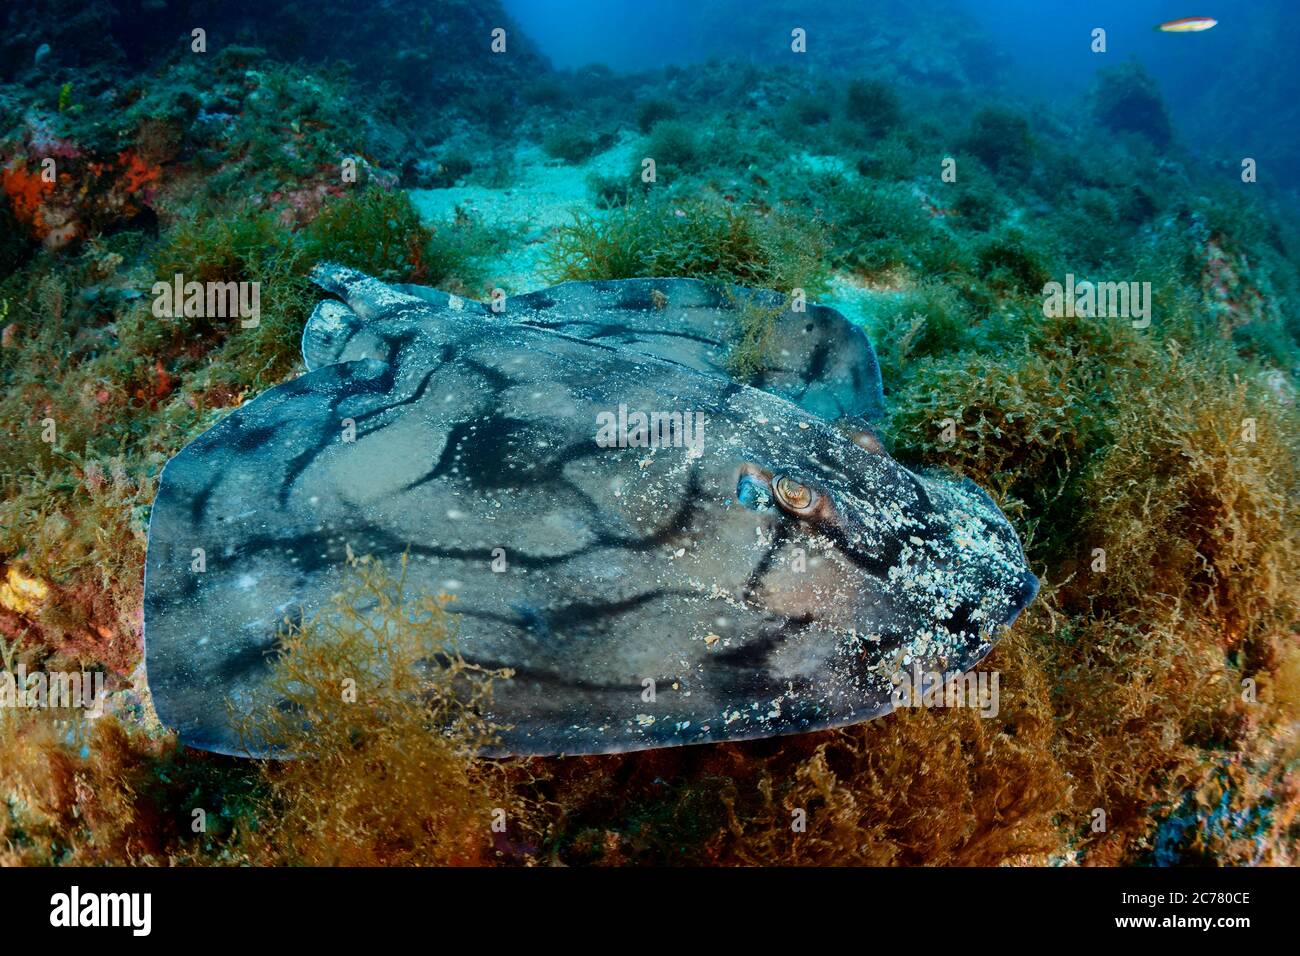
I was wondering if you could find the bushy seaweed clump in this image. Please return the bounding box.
[542,124,612,165]
[882,286,1300,863]
[817,176,959,278]
[960,106,1035,176]
[146,207,313,386]
[724,293,789,382]
[870,282,982,394]
[508,629,1063,865]
[1090,62,1173,149]
[641,120,707,182]
[1047,352,1299,861]
[844,78,902,135]
[0,709,263,865]
[776,93,834,138]
[0,558,518,866]
[239,557,516,866]
[635,98,679,133]
[544,195,829,295]
[974,229,1055,298]
[298,187,505,293]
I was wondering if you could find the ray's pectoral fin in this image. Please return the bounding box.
[393,283,492,318]
[307,261,428,320]
[303,264,491,370]
[302,299,368,370]
[303,261,422,370]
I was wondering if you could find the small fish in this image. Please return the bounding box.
[1156,16,1217,32]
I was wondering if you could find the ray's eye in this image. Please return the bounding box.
[773,476,817,515]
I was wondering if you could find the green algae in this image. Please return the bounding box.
[544,194,830,294]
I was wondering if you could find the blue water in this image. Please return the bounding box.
[504,0,1299,202]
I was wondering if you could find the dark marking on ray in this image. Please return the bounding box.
[188,476,219,525]
[213,636,283,682]
[404,416,541,491]
[715,614,815,665]
[743,522,792,599]
[275,362,398,507]
[458,655,648,694]
[354,365,441,433]
[520,317,723,349]
[515,292,557,311]
[454,589,684,639]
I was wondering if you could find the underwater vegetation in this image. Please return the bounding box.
[237,557,515,865]
[545,195,830,295]
[1,557,513,865]
[1,0,1298,866]
[1090,62,1174,149]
